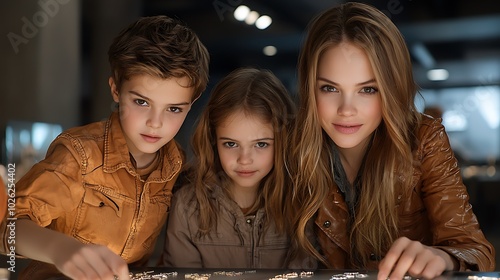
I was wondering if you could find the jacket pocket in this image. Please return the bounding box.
[83,188,123,217]
[73,187,130,248]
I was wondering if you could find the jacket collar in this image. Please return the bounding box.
[103,112,132,173]
[211,185,265,219]
[102,112,182,181]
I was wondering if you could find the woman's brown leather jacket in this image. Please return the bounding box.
[316,115,495,271]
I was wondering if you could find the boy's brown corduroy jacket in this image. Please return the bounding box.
[0,112,183,279]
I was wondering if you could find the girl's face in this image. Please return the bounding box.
[315,42,382,152]
[110,74,193,168]
[216,111,275,193]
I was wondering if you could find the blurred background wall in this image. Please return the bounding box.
[1,0,499,273]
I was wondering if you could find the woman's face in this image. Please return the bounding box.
[315,42,382,152]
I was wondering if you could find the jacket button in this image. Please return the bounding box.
[246,218,252,224]
[99,202,105,207]
[323,221,331,228]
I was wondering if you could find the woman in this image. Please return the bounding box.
[288,2,495,279]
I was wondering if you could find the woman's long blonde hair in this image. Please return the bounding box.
[189,67,296,237]
[289,2,421,267]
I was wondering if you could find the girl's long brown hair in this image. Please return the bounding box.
[189,67,296,237]
[289,2,421,267]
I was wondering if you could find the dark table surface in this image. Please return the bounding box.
[128,268,500,280]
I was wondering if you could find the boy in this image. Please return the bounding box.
[0,15,209,279]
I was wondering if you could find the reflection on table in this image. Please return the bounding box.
[128,268,500,280]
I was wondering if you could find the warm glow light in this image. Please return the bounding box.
[255,15,272,29]
[427,68,449,81]
[233,5,250,21]
[245,11,259,25]
[263,46,277,56]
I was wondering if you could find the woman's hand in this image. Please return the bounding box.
[377,237,457,280]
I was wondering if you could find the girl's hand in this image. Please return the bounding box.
[377,237,457,280]
[52,243,130,280]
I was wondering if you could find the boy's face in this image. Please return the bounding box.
[110,74,194,168]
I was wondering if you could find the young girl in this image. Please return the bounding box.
[161,67,297,268]
[288,2,495,279]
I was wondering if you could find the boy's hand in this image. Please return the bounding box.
[15,219,130,279]
[53,243,130,280]
[377,237,456,280]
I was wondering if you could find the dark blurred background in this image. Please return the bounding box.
[1,0,499,274]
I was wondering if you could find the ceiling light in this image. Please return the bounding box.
[245,11,259,25]
[233,5,250,21]
[255,15,272,30]
[263,46,277,56]
[427,69,449,81]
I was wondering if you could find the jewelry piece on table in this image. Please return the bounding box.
[271,271,314,280]
[214,271,251,277]
[344,272,358,278]
[185,273,211,280]
[299,271,314,278]
[329,272,369,280]
[129,271,178,279]
[330,274,347,280]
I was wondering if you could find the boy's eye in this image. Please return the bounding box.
[319,85,338,92]
[223,142,237,148]
[135,99,149,106]
[360,87,378,94]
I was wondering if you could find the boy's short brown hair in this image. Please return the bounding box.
[108,15,209,101]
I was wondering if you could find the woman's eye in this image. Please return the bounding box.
[320,85,338,92]
[168,107,182,113]
[135,99,148,106]
[256,142,269,148]
[360,87,378,94]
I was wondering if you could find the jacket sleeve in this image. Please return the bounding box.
[160,186,203,268]
[418,117,495,271]
[0,134,85,254]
